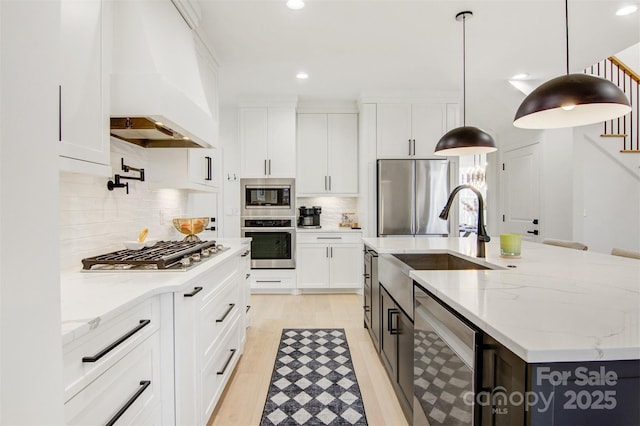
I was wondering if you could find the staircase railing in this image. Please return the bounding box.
[585,56,639,153]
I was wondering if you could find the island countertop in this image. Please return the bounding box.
[362,236,640,363]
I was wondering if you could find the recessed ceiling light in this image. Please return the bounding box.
[616,4,638,15]
[287,0,304,10]
[511,73,529,80]
[296,72,309,80]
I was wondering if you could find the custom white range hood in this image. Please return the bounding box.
[110,0,215,148]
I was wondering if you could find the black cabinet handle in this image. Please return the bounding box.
[241,250,250,257]
[256,280,281,283]
[184,286,203,297]
[216,303,235,323]
[527,230,539,235]
[533,219,539,225]
[387,308,399,334]
[408,139,412,156]
[82,320,150,363]
[217,349,237,375]
[363,305,371,313]
[246,305,251,313]
[205,156,212,181]
[105,380,151,426]
[58,85,62,142]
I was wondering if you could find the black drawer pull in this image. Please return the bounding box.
[105,380,151,426]
[82,320,151,363]
[184,286,203,297]
[217,349,237,375]
[216,303,235,323]
[246,305,251,313]
[388,309,400,335]
[256,280,281,283]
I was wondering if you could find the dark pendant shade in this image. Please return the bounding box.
[434,126,497,156]
[513,73,631,129]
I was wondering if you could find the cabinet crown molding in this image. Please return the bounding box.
[238,96,298,108]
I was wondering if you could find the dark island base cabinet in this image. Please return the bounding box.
[482,334,640,426]
[380,286,413,422]
[363,248,380,352]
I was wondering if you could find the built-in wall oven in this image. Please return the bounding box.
[414,284,479,425]
[240,178,296,269]
[241,218,295,269]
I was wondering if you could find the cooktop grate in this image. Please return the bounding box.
[82,240,220,270]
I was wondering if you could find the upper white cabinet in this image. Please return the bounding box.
[148,148,218,191]
[59,0,111,176]
[240,107,296,178]
[376,102,459,159]
[297,114,358,196]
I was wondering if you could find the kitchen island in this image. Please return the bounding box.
[362,236,640,425]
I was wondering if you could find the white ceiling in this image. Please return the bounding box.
[197,0,639,136]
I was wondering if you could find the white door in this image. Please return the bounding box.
[297,114,328,194]
[240,108,269,178]
[59,0,109,165]
[329,244,362,288]
[267,107,296,178]
[296,244,330,288]
[411,103,446,158]
[376,104,412,158]
[502,143,541,241]
[327,114,358,194]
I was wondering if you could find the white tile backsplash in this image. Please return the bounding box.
[296,197,360,228]
[59,140,190,271]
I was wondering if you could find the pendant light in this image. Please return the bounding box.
[435,11,497,156]
[513,0,630,129]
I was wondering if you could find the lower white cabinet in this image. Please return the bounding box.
[249,268,297,293]
[63,295,172,425]
[174,252,245,425]
[297,232,362,290]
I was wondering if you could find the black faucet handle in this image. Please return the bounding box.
[478,234,491,243]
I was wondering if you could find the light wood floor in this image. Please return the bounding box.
[208,293,408,426]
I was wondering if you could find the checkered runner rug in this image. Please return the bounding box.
[260,329,368,426]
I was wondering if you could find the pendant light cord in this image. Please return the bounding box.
[462,13,467,126]
[565,0,569,75]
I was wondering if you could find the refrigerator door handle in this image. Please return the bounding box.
[411,160,416,235]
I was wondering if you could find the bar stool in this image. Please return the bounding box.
[542,239,588,251]
[611,248,640,260]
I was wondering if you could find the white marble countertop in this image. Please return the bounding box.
[362,236,640,363]
[60,238,250,345]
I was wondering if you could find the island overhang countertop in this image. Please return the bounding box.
[362,236,640,364]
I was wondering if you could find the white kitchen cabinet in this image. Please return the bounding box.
[59,0,111,176]
[240,107,296,178]
[297,113,358,196]
[63,295,172,425]
[148,148,218,191]
[249,269,297,293]
[376,102,459,159]
[174,254,244,425]
[296,232,363,290]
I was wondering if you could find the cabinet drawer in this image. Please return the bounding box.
[296,232,362,244]
[64,332,162,425]
[63,297,160,401]
[250,269,296,290]
[196,255,239,303]
[200,271,241,360]
[201,312,242,422]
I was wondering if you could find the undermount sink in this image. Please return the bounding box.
[392,253,492,270]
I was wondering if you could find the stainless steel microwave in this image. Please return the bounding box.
[241,178,295,217]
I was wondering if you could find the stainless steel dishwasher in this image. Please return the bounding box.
[414,284,480,425]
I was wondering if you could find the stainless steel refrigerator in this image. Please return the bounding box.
[377,159,449,236]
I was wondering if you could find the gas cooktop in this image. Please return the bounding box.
[81,240,228,271]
